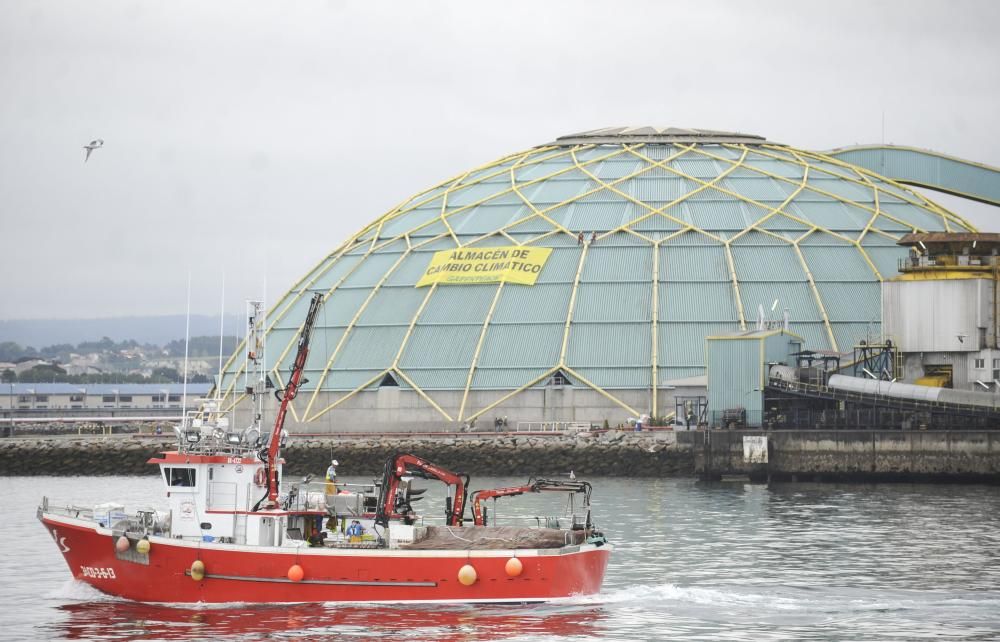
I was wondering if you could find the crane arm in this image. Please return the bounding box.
[263,292,323,507]
[471,485,534,526]
[375,453,469,527]
[471,478,593,526]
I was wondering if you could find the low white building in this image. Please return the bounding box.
[0,383,213,412]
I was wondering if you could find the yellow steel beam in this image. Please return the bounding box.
[481,143,695,247]
[570,144,705,240]
[850,163,883,245]
[367,145,624,253]
[789,148,883,281]
[311,283,452,423]
[392,283,438,369]
[791,147,974,232]
[367,143,616,253]
[306,369,389,421]
[561,366,640,417]
[438,169,471,245]
[263,172,436,344]
[769,145,970,233]
[610,145,749,240]
[625,146,859,246]
[392,368,454,422]
[221,391,248,414]
[559,243,590,364]
[458,282,506,422]
[500,145,676,246]
[410,231,454,251]
[661,228,693,243]
[371,146,574,235]
[523,229,561,246]
[792,233,839,351]
[223,242,387,403]
[463,366,559,425]
[509,157,579,239]
[219,252,342,402]
[726,153,808,245]
[303,250,411,418]
[651,239,660,417]
[724,243,747,331]
[219,234,395,405]
[498,229,519,245]
[622,227,656,244]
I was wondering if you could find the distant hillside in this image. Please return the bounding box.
[0,315,242,348]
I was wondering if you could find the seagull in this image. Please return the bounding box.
[83,139,104,162]
[569,470,576,480]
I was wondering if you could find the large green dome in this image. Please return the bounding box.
[218,127,974,429]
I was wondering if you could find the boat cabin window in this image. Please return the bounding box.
[163,467,197,488]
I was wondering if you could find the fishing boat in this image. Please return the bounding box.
[38,294,612,603]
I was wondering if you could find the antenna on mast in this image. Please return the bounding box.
[217,273,226,398]
[181,271,191,427]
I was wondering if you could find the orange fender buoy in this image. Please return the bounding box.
[190,560,205,582]
[505,557,523,577]
[287,564,304,582]
[115,536,130,553]
[458,564,477,586]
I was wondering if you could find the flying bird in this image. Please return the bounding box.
[83,139,104,162]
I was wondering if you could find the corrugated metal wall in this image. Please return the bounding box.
[218,139,974,417]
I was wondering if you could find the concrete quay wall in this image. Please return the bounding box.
[2,430,998,482]
[689,430,1000,482]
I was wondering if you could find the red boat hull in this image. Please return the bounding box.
[41,513,611,604]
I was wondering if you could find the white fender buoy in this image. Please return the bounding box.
[458,564,477,586]
[505,557,523,577]
[115,536,130,553]
[190,559,205,581]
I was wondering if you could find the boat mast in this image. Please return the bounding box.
[264,292,323,506]
[216,273,225,394]
[181,271,191,427]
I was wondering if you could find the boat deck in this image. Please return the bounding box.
[401,525,587,550]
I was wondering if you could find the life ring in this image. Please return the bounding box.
[253,468,267,487]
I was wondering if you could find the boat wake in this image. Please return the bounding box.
[567,582,799,610]
[574,581,1000,624]
[47,579,117,602]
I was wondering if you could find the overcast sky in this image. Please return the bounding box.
[1,0,997,321]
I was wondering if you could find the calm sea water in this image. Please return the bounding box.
[3,474,999,641]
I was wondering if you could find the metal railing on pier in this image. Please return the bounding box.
[765,378,1000,430]
[515,421,594,433]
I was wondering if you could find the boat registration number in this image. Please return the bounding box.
[80,566,116,580]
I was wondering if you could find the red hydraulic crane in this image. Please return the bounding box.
[262,292,323,508]
[471,478,592,526]
[374,453,469,527]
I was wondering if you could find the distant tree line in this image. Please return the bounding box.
[0,336,239,363]
[0,335,238,385]
[1,365,211,385]
[163,335,241,357]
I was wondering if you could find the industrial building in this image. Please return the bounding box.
[212,127,999,432]
[0,383,212,415]
[884,233,1000,392]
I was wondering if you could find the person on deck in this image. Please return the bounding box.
[347,520,364,542]
[325,459,339,495]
